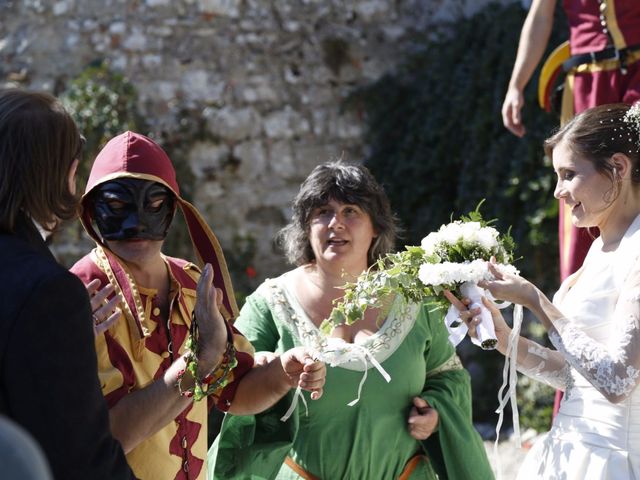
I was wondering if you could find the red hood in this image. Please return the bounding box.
[80,131,239,321]
[84,131,179,197]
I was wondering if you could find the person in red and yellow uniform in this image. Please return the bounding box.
[502,0,640,416]
[71,131,325,480]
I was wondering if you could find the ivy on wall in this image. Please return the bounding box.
[348,2,567,292]
[61,60,144,185]
[348,1,568,428]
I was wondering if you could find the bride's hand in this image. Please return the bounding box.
[478,259,538,309]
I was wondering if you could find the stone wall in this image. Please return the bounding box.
[1,0,514,284]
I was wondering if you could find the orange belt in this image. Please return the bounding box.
[284,453,427,480]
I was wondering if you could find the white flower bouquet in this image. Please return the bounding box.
[325,204,518,350]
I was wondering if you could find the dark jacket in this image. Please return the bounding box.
[0,215,133,480]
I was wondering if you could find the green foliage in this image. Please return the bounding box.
[346,1,567,428]
[347,2,567,294]
[61,61,144,184]
[326,205,516,333]
[517,375,555,432]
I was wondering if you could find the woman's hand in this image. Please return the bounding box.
[444,290,512,352]
[407,397,439,440]
[254,351,279,366]
[279,347,326,400]
[86,278,122,337]
[478,260,538,309]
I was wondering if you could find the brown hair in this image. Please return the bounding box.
[278,161,399,266]
[544,103,640,186]
[0,89,83,233]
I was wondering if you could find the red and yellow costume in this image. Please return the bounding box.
[71,132,254,479]
[558,0,640,280]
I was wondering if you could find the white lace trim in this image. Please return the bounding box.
[550,326,640,398]
[256,276,418,371]
[518,340,573,393]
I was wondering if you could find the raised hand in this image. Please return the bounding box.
[407,397,439,440]
[194,264,229,374]
[86,278,123,337]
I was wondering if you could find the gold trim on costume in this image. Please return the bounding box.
[84,173,176,199]
[605,0,626,50]
[425,353,463,378]
[94,246,149,359]
[560,71,575,126]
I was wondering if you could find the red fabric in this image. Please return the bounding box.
[86,131,179,194]
[563,0,640,54]
[573,61,640,113]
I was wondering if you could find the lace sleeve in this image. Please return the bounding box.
[515,337,571,391]
[548,255,640,403]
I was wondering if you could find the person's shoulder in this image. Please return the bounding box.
[164,255,200,288]
[0,234,72,289]
[252,270,292,298]
[70,250,104,283]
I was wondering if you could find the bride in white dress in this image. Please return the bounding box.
[453,103,640,479]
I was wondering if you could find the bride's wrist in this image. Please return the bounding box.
[496,328,513,355]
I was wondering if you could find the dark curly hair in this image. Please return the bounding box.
[278,161,399,266]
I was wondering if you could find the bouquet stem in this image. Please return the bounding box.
[460,282,497,350]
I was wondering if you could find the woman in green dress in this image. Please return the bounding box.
[209,162,493,479]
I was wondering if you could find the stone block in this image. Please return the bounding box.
[188,141,231,179]
[268,140,296,179]
[52,1,70,16]
[197,0,240,18]
[355,0,392,22]
[204,106,262,142]
[264,107,310,139]
[234,140,267,180]
[181,70,225,103]
[123,28,147,51]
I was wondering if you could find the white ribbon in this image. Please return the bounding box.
[280,385,309,422]
[280,338,391,421]
[445,281,511,350]
[492,303,523,480]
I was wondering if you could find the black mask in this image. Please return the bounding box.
[92,179,175,241]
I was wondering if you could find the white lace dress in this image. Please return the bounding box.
[515,215,640,480]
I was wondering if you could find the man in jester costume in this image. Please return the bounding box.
[71,131,325,480]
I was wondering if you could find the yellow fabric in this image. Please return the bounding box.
[560,71,575,126]
[538,41,571,110]
[98,260,208,479]
[606,0,626,50]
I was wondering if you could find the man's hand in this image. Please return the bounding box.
[407,397,439,440]
[194,264,228,374]
[86,279,122,337]
[280,347,326,400]
[502,86,526,137]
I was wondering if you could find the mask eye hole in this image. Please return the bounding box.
[105,199,127,213]
[146,196,168,213]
